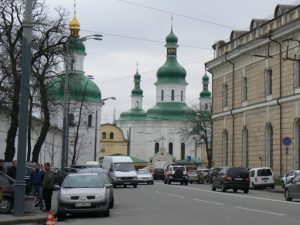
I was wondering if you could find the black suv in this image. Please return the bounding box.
[164,164,188,185]
[153,168,165,180]
[211,167,250,193]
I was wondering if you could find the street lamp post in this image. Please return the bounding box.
[94,97,116,161]
[61,34,102,171]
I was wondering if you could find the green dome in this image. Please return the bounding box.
[156,58,187,84]
[67,36,85,54]
[131,71,143,96]
[200,73,211,98]
[166,29,178,44]
[147,102,195,121]
[200,90,211,98]
[48,72,101,102]
[119,108,146,121]
[203,73,209,81]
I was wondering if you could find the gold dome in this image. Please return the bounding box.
[69,15,80,36]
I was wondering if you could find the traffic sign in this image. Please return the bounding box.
[283,137,292,146]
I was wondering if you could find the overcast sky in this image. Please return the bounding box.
[46,0,297,123]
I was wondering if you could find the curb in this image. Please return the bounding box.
[0,215,48,225]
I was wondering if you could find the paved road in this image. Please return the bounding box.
[33,181,300,225]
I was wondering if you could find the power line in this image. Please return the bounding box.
[117,0,236,30]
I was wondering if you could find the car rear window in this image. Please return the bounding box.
[227,168,249,177]
[257,169,272,176]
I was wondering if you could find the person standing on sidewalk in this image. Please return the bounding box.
[7,160,17,179]
[43,162,54,212]
[0,159,5,172]
[30,162,45,210]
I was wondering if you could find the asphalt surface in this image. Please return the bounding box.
[25,181,299,225]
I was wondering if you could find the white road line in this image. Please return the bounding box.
[193,198,224,206]
[236,206,286,216]
[165,193,185,199]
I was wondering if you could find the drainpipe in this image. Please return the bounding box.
[268,36,283,176]
[225,53,235,166]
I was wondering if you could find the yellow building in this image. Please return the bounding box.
[99,123,128,158]
[205,4,300,176]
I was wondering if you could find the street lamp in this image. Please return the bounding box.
[94,97,116,161]
[61,34,102,171]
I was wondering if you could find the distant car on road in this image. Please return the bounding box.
[164,164,188,185]
[281,170,300,188]
[211,167,250,193]
[153,168,165,180]
[249,167,275,189]
[187,170,199,183]
[137,169,154,185]
[284,173,300,201]
[197,169,210,183]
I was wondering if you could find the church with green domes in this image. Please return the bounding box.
[117,28,211,168]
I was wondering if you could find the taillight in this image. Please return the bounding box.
[224,176,232,181]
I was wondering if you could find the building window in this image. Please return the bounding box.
[265,69,272,95]
[242,77,248,101]
[242,127,249,168]
[266,123,273,168]
[223,129,228,166]
[69,113,75,127]
[171,89,175,101]
[181,91,183,102]
[88,114,92,127]
[205,103,208,110]
[181,143,185,160]
[294,60,300,88]
[223,83,228,107]
[169,143,173,155]
[102,132,106,139]
[161,90,164,101]
[110,132,114,139]
[155,143,159,154]
[135,101,139,108]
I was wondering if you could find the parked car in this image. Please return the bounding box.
[211,167,250,193]
[164,164,188,185]
[78,168,114,209]
[284,173,300,201]
[57,173,110,218]
[249,167,275,189]
[207,167,225,183]
[281,170,300,188]
[0,172,15,214]
[137,169,154,185]
[153,168,165,180]
[187,170,199,183]
[197,169,210,183]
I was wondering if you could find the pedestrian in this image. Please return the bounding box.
[7,160,17,179]
[43,162,54,212]
[30,162,45,210]
[0,159,5,173]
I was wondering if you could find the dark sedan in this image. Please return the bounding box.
[284,173,300,201]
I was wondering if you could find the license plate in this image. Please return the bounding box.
[235,178,243,181]
[75,202,91,207]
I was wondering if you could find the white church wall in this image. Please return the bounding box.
[156,83,187,103]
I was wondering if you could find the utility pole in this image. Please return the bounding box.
[14,0,33,216]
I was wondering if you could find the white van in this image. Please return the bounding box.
[102,156,137,188]
[249,167,275,189]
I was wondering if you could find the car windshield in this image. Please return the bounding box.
[63,175,104,188]
[257,169,272,176]
[114,163,135,172]
[137,170,150,175]
[99,174,110,184]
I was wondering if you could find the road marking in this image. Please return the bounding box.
[193,198,224,206]
[165,193,185,199]
[236,206,285,216]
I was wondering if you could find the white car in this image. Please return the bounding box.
[137,169,154,184]
[281,170,300,188]
[249,167,275,189]
[57,173,110,218]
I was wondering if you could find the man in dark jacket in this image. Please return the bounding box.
[0,159,5,172]
[7,160,17,179]
[43,162,54,212]
[30,163,45,210]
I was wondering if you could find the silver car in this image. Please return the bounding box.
[137,169,154,184]
[284,173,300,201]
[281,170,300,188]
[57,173,110,218]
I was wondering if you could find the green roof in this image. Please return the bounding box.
[48,72,101,102]
[119,108,147,121]
[200,73,211,98]
[147,102,195,121]
[166,28,178,44]
[176,158,202,165]
[131,71,143,96]
[156,58,187,84]
[67,36,85,54]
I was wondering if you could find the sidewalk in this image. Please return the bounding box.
[0,191,58,225]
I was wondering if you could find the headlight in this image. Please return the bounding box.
[60,194,70,201]
[95,194,105,200]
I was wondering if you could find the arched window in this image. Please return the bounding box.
[102,132,106,139]
[242,127,249,168]
[110,132,114,139]
[181,91,183,102]
[181,143,185,160]
[171,89,175,101]
[205,103,208,110]
[295,119,300,169]
[169,143,173,155]
[161,90,164,101]
[266,123,273,168]
[155,143,159,154]
[135,101,139,108]
[223,130,228,166]
[88,114,92,127]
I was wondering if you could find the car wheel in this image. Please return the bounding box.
[233,188,238,193]
[56,207,66,219]
[113,184,116,188]
[285,189,292,201]
[251,182,257,190]
[123,184,127,188]
[221,183,226,192]
[164,178,167,184]
[211,182,216,191]
[0,197,13,214]
[180,182,183,185]
[244,188,249,194]
[133,184,137,188]
[103,207,110,217]
[151,181,154,185]
[109,196,114,209]
[270,185,275,189]
[185,181,188,186]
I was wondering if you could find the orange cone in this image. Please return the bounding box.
[50,213,56,225]
[46,210,55,225]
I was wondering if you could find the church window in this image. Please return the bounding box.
[242,127,249,168]
[135,101,139,108]
[169,143,173,155]
[69,113,75,127]
[110,132,114,139]
[242,77,248,101]
[205,103,208,110]
[181,143,185,160]
[223,83,228,107]
[181,91,183,102]
[102,132,106,139]
[161,90,164,101]
[155,143,159,154]
[265,69,272,95]
[171,90,175,101]
[88,114,92,127]
[294,60,300,88]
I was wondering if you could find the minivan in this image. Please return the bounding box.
[249,167,275,189]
